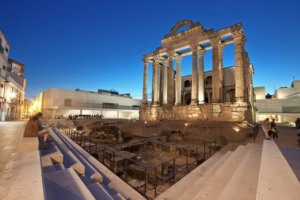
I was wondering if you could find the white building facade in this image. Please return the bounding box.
[36,88,142,120]
[0,31,26,121]
[254,80,300,123]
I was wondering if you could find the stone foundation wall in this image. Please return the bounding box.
[139,102,252,122]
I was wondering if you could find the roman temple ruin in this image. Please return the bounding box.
[140,20,254,122]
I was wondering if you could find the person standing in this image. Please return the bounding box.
[23,112,50,149]
[261,118,270,139]
[270,118,279,139]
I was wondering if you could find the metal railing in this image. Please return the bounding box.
[58,127,219,200]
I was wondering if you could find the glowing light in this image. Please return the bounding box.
[144,121,147,124]
[8,92,16,99]
[185,123,188,127]
[233,127,240,132]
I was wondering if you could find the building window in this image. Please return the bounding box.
[184,80,191,87]
[103,102,118,109]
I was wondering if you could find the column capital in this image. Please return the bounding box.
[175,54,183,62]
[167,50,175,60]
[190,43,199,52]
[143,58,149,63]
[197,48,206,56]
[153,53,162,62]
[210,36,221,46]
[232,29,244,42]
[218,42,225,51]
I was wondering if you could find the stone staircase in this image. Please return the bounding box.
[156,140,300,200]
[41,128,145,200]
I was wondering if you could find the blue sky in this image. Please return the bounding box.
[1,0,300,99]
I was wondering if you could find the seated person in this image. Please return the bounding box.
[23,112,50,149]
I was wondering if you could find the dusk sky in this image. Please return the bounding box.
[1,0,300,100]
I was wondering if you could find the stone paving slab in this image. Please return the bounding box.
[0,122,25,175]
[0,150,44,200]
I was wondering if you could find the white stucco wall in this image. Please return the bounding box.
[41,88,142,119]
[43,88,142,109]
[254,87,266,100]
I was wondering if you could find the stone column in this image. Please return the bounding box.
[167,50,175,105]
[142,59,148,105]
[151,62,154,104]
[190,43,198,105]
[153,55,160,105]
[175,55,182,105]
[162,59,168,105]
[211,36,220,103]
[218,43,225,102]
[159,65,163,104]
[233,29,245,102]
[198,48,205,104]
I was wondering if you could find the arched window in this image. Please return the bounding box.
[206,76,212,85]
[184,80,191,87]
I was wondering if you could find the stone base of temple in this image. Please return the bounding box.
[139,102,253,122]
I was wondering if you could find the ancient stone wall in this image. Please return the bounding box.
[139,102,251,122]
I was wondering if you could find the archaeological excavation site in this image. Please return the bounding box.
[52,118,256,199]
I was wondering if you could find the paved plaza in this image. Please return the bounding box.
[0,121,25,175]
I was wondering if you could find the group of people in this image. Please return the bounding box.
[23,112,51,149]
[68,114,103,120]
[261,118,279,140]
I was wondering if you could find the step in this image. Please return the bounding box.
[155,152,223,199]
[113,192,127,200]
[41,155,56,173]
[49,130,85,175]
[43,168,95,200]
[172,151,234,200]
[192,145,250,200]
[54,162,66,171]
[41,143,64,173]
[48,144,64,164]
[86,182,114,200]
[219,143,263,200]
[0,150,44,200]
[256,140,300,200]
